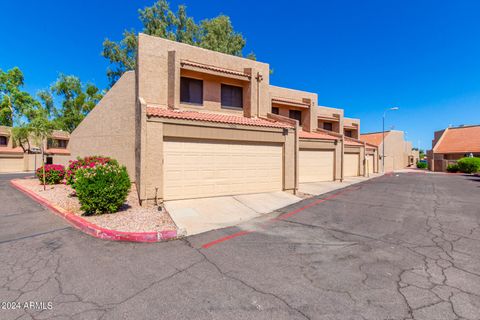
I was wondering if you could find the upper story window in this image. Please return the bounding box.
[344,130,353,137]
[180,77,203,105]
[271,107,279,115]
[47,139,68,149]
[323,122,333,131]
[0,136,7,146]
[221,84,243,109]
[289,110,302,125]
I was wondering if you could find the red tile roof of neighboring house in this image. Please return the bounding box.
[180,60,251,79]
[434,125,480,153]
[146,107,293,128]
[360,132,389,146]
[0,146,23,154]
[298,130,338,140]
[45,148,71,155]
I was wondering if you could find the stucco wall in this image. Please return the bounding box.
[69,71,136,179]
[137,33,271,117]
[268,85,318,132]
[317,106,344,134]
[379,131,407,172]
[139,118,296,202]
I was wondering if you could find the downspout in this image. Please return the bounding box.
[294,124,299,195]
[255,72,263,117]
[340,134,345,182]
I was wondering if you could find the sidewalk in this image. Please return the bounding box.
[165,173,385,236]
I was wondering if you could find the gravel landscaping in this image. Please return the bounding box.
[14,178,177,233]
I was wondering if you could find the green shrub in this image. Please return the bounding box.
[36,164,65,185]
[66,156,115,187]
[73,161,131,215]
[446,164,459,173]
[416,161,427,169]
[457,157,480,174]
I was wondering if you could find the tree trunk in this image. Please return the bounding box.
[41,147,46,191]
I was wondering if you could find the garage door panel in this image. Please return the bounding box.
[344,153,360,177]
[299,149,335,183]
[164,140,283,200]
[367,155,375,174]
[0,157,24,173]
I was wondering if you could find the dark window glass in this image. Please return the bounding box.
[58,139,68,148]
[221,84,243,108]
[180,77,203,105]
[323,122,333,131]
[47,139,68,149]
[0,136,7,146]
[46,157,53,165]
[271,107,279,115]
[344,130,353,137]
[289,110,302,125]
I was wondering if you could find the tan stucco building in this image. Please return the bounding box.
[32,34,378,203]
[360,130,415,172]
[428,125,480,172]
[0,126,70,173]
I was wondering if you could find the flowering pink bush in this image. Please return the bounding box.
[36,164,65,185]
[65,156,116,187]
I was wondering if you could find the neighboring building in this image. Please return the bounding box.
[361,130,414,172]
[68,33,378,204]
[427,125,480,172]
[0,126,71,173]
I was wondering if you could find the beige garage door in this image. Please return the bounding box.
[299,149,334,183]
[163,139,283,200]
[367,154,375,174]
[344,153,360,177]
[0,157,24,173]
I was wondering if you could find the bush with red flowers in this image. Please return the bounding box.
[65,156,116,187]
[36,164,66,185]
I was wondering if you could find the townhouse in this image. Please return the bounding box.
[428,125,480,172]
[0,126,71,173]
[40,34,378,203]
[360,130,415,172]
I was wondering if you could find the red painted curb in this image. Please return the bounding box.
[10,179,180,243]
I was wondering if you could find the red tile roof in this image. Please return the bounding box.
[45,148,71,155]
[360,132,389,146]
[434,125,480,153]
[0,146,23,154]
[180,60,251,79]
[344,137,364,146]
[298,130,338,140]
[271,98,310,109]
[146,107,293,128]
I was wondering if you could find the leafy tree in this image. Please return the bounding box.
[11,125,31,153]
[0,67,39,126]
[102,0,251,86]
[48,74,103,133]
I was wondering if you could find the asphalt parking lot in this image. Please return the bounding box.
[1,172,479,320]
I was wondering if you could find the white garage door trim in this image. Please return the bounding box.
[163,139,283,200]
[344,153,360,177]
[299,149,335,183]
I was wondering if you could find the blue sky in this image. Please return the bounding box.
[1,0,480,150]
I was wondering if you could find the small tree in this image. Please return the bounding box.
[29,116,54,190]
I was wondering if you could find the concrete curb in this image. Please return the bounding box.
[10,179,183,243]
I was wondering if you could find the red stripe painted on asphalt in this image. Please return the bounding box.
[201,185,362,249]
[201,230,253,249]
